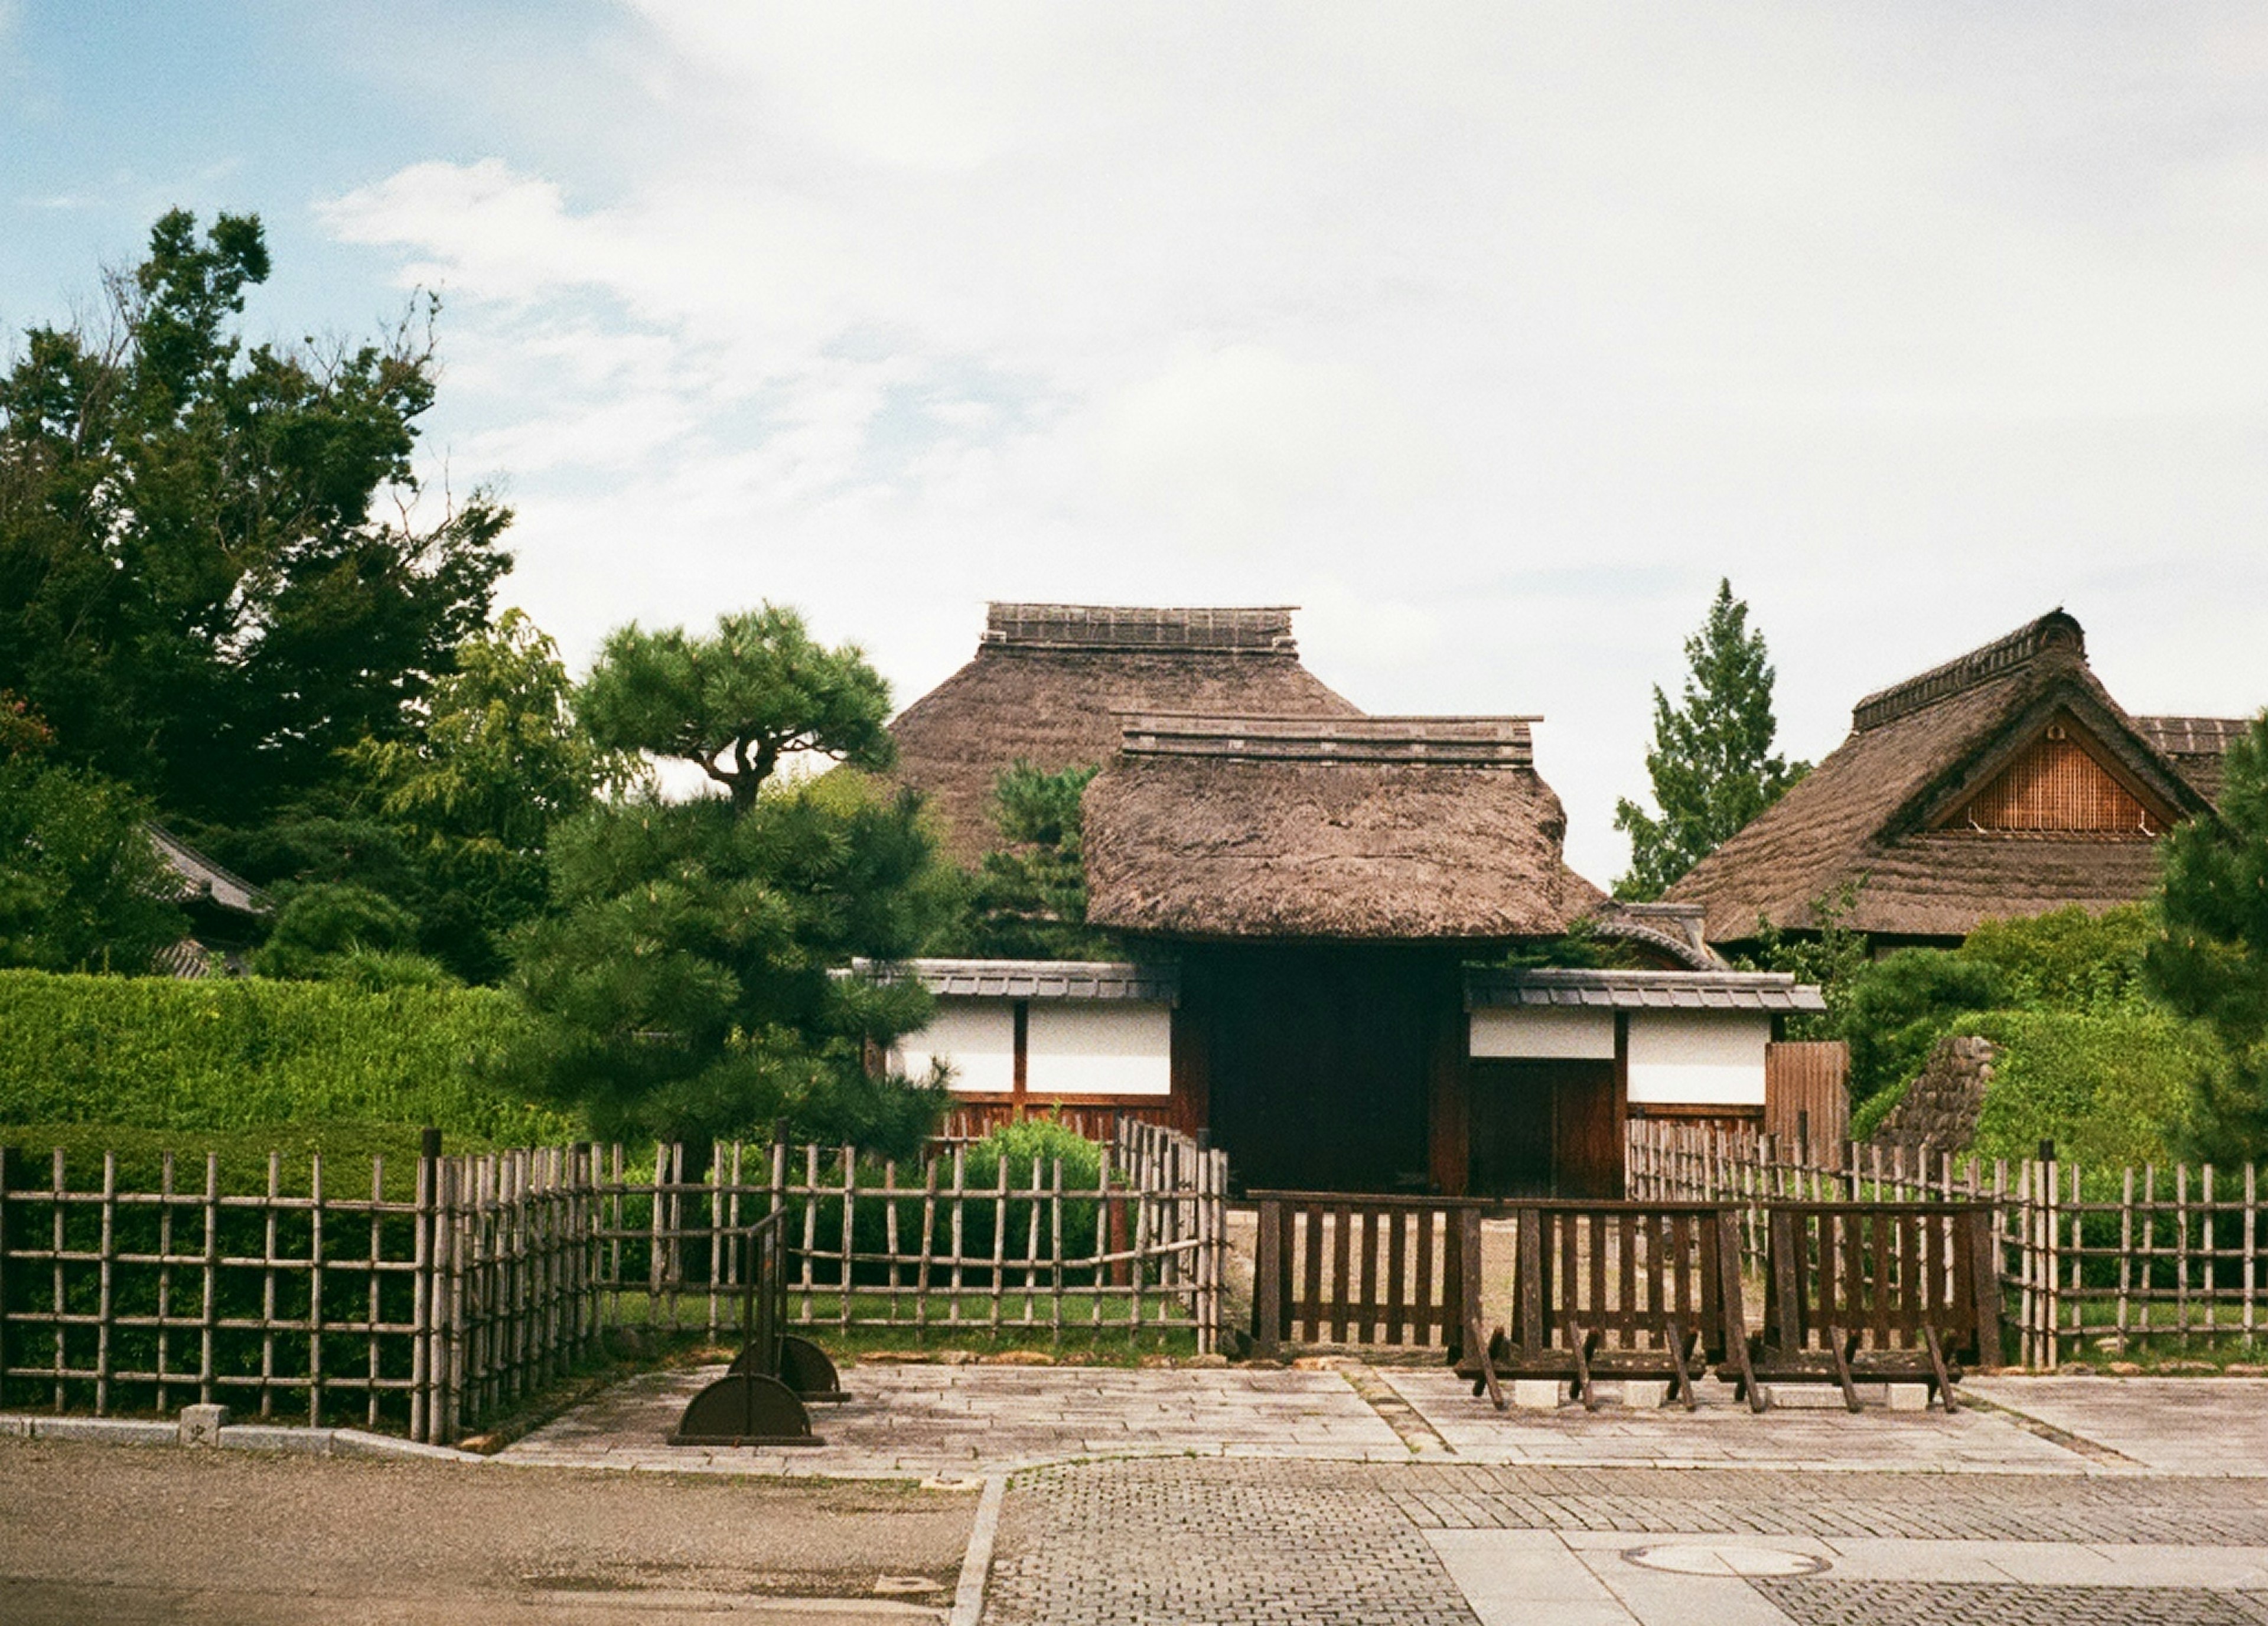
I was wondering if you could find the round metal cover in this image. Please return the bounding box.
[1622,1544,1830,1578]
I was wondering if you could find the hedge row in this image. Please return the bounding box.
[0,969,576,1145]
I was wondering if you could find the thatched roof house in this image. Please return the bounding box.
[1666,611,2230,949]
[889,603,1357,861]
[1084,713,1604,941]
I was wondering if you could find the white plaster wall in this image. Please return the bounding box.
[1469,1006,1615,1060]
[1027,1002,1173,1096]
[1626,1012,1771,1106]
[894,999,1015,1094]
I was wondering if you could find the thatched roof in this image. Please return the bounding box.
[2134,714,2254,805]
[889,603,1358,862]
[1666,611,2218,944]
[1084,714,1605,942]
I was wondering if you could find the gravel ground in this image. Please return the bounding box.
[0,1434,975,1624]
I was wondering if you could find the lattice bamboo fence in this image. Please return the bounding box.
[0,1119,1226,1444]
[1629,1119,2268,1367]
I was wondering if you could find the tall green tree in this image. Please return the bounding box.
[2148,713,2268,1161]
[0,701,185,973]
[1614,579,1807,900]
[510,611,943,1150]
[0,208,508,827]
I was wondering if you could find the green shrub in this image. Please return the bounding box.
[1967,1008,2219,1169]
[1960,905,2155,1015]
[1843,950,2006,1105]
[0,969,573,1143]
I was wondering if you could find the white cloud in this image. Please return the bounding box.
[315,0,2268,885]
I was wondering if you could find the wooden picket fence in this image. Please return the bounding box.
[1629,1119,2268,1366]
[0,1119,1226,1444]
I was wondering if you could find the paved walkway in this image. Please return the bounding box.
[500,1360,2116,1480]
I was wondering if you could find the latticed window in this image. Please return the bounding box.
[1950,722,2162,835]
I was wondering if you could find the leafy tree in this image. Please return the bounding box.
[937,762,1121,960]
[1614,580,1807,900]
[1839,949,2006,1107]
[0,208,508,827]
[250,881,432,982]
[578,606,892,815]
[0,718,185,973]
[2148,713,2268,1161]
[510,613,943,1149]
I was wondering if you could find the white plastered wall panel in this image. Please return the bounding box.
[894,999,1016,1094]
[1626,1012,1771,1107]
[1026,1001,1173,1097]
[1468,1007,1616,1061]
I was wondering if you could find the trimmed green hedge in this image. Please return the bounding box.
[0,969,575,1144]
[1968,1008,2217,1171]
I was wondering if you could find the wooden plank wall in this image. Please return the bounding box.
[1764,1041,1849,1153]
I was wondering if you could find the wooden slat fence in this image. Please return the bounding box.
[1629,1119,2268,1366]
[1247,1192,1483,1357]
[0,1119,1226,1445]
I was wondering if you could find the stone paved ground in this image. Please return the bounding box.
[1966,1377,2268,1474]
[985,1461,2268,1625]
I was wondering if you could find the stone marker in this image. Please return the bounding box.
[179,1405,230,1447]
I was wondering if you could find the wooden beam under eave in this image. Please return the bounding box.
[1428,958,1470,1195]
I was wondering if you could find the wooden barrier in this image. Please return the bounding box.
[1764,1041,1850,1153]
[1742,1201,2000,1411]
[1247,1192,1484,1358]
[1459,1203,1752,1412]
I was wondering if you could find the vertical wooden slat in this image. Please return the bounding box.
[95,1152,115,1415]
[1253,1200,1283,1358]
[1413,1204,1436,1341]
[308,1152,325,1428]
[1385,1210,1407,1346]
[1329,1204,1353,1344]
[1301,1204,1325,1345]
[1357,1210,1379,1345]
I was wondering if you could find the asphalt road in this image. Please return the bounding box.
[0,1436,975,1624]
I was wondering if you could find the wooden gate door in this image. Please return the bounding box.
[1469,1060,1621,1199]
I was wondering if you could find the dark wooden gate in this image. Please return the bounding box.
[1249,1191,1484,1357]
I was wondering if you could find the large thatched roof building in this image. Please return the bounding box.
[888,603,1357,862]
[1666,611,2238,950]
[1084,714,1604,941]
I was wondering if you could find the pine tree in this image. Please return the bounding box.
[1614,579,1807,901]
[2148,713,2268,1162]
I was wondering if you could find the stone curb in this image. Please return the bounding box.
[0,1413,485,1464]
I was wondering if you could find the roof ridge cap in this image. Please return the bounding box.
[1852,610,2085,732]
[984,602,1301,654]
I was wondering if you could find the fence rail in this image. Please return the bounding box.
[1630,1119,2268,1366]
[0,1119,1226,1443]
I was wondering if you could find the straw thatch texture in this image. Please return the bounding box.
[1667,611,2213,946]
[1084,723,1605,941]
[889,605,1358,862]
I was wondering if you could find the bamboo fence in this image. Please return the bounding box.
[1629,1119,2268,1367]
[0,1119,1226,1444]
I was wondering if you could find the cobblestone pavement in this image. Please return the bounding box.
[983,1459,2268,1625]
[1754,1580,2268,1626]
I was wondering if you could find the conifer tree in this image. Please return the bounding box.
[2149,713,2268,1161]
[1614,579,1807,900]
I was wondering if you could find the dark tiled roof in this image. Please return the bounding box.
[2134,714,2255,805]
[1466,967,1825,1013]
[145,825,270,916]
[1666,612,2213,943]
[851,958,1179,1002]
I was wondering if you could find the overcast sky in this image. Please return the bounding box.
[6,2,2266,883]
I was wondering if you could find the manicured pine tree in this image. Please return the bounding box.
[1614,579,1807,901]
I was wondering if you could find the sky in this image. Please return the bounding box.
[5,1,2266,884]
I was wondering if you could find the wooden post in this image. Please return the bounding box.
[2247,1163,2259,1347]
[308,1151,325,1429]
[1456,1208,1484,1360]
[95,1151,115,1416]
[1254,1199,1283,1359]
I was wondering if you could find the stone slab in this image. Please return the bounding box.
[1967,1376,2268,1475]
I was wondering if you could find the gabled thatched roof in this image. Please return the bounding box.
[1084,714,1605,942]
[889,603,1359,863]
[1666,611,2218,944]
[2134,714,2255,805]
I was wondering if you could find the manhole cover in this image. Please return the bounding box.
[1624,1544,1830,1578]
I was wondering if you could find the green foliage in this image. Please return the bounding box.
[1961,904,2155,1014]
[0,968,572,1142]
[1739,882,1872,1039]
[1614,579,1808,900]
[510,769,946,1148]
[960,1116,1106,1194]
[0,209,508,828]
[935,761,1121,959]
[1842,949,2007,1107]
[1966,1008,2215,1169]
[578,606,894,815]
[250,881,425,980]
[2148,714,2268,1162]
[1495,917,1659,971]
[0,755,185,973]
